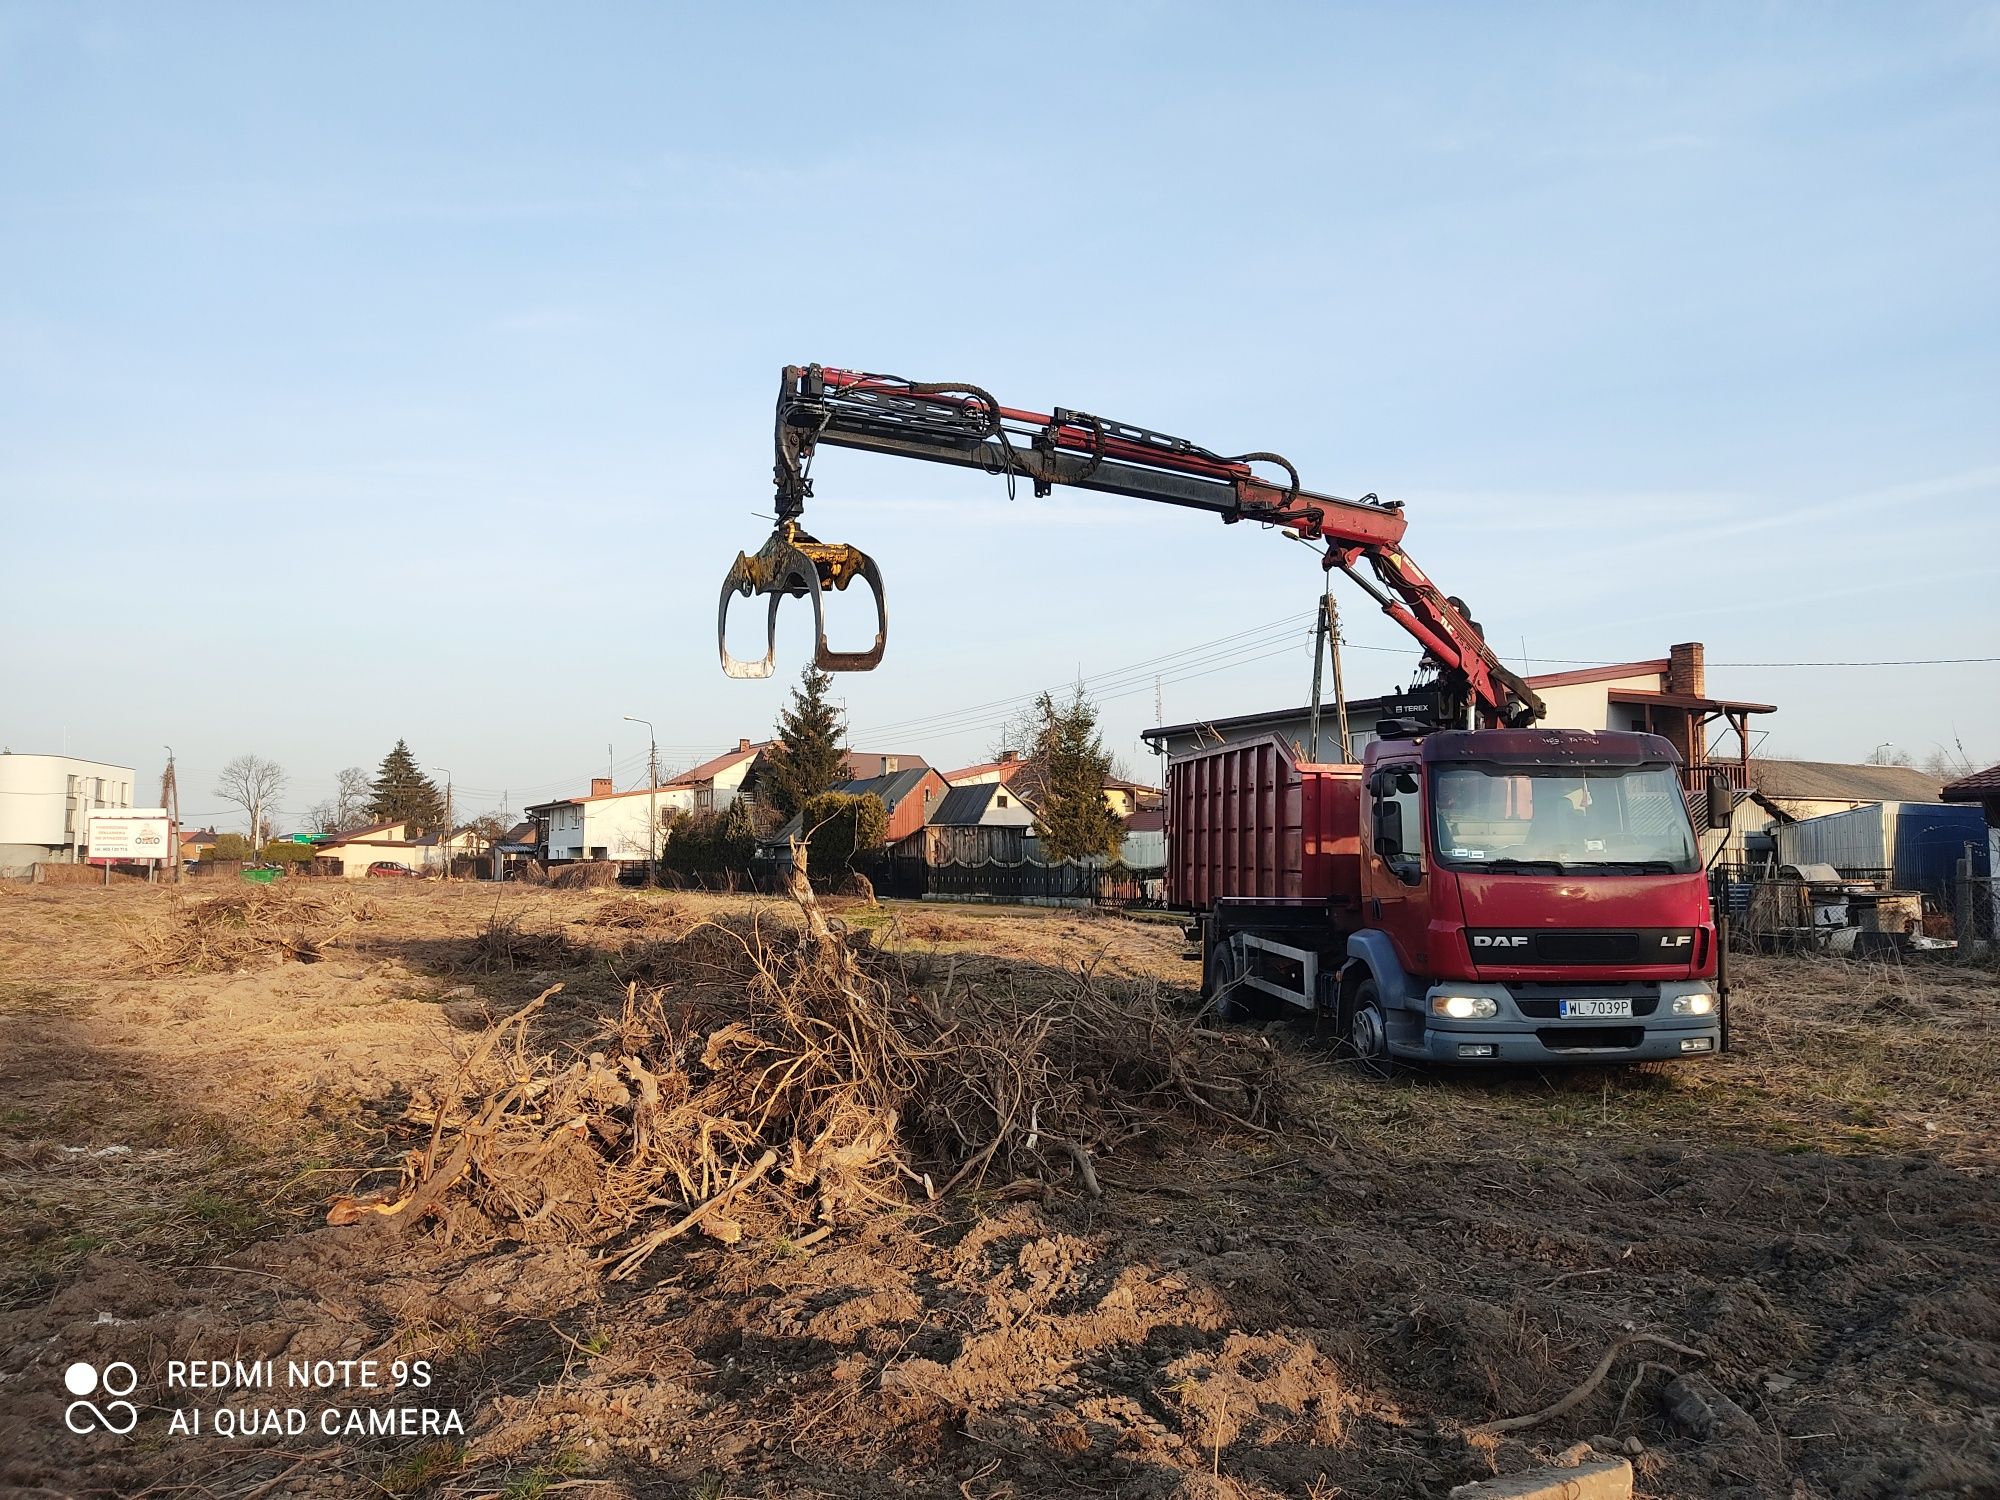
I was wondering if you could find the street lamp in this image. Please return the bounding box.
[624,716,658,886]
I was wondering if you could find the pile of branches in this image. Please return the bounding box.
[335,849,1295,1272]
[128,885,380,974]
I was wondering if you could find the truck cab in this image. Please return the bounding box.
[1346,729,1720,1064]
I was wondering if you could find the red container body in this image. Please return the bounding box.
[1167,735,1363,911]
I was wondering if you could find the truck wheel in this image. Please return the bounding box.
[1203,942,1250,1023]
[1345,978,1393,1075]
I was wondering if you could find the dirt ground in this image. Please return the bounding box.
[1,880,1995,1500]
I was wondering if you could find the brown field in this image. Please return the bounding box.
[1,880,1995,1500]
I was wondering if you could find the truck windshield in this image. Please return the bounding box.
[1430,764,1698,874]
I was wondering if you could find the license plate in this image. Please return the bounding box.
[1559,998,1633,1019]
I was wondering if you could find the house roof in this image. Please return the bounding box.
[942,756,1026,784]
[1942,764,2000,802]
[664,741,769,787]
[1103,775,1164,796]
[1144,691,1413,746]
[834,767,937,812]
[767,767,942,844]
[929,782,1035,828]
[323,819,407,842]
[1749,759,1944,804]
[1124,808,1166,834]
[1607,687,1777,715]
[1524,658,1670,690]
[843,751,929,778]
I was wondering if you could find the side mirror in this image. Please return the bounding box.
[1706,777,1732,828]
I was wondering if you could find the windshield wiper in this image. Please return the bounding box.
[1476,857,1568,873]
[1573,859,1684,873]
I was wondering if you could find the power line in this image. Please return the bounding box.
[1522,654,1999,668]
[855,609,1322,738]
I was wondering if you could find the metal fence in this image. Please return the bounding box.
[1958,875,1997,945]
[860,854,1167,908]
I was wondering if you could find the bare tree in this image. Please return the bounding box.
[333,766,372,827]
[215,754,288,848]
[305,765,376,834]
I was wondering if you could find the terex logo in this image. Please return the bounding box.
[1471,935,1529,948]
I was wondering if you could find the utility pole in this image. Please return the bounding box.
[1326,592,1351,762]
[434,767,453,880]
[162,745,180,884]
[1307,586,1353,763]
[624,715,658,887]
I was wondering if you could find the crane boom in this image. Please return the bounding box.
[720,364,1545,728]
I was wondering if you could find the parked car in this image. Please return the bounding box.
[365,861,420,879]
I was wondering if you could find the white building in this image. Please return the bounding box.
[0,753,136,876]
[527,742,771,865]
[530,778,702,864]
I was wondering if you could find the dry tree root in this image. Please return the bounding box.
[343,843,1294,1262]
[1468,1332,1706,1436]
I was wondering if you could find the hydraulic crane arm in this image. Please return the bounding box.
[720,364,1546,728]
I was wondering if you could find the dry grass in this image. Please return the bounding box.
[547,861,622,890]
[122,884,382,975]
[30,862,152,887]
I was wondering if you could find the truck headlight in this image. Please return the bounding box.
[1671,993,1715,1016]
[1431,994,1498,1019]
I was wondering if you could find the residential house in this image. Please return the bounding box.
[1747,760,1944,822]
[902,781,1035,864]
[1101,775,1163,817]
[178,827,220,864]
[1942,764,2000,937]
[771,766,952,850]
[662,739,767,813]
[528,778,683,865]
[316,820,435,877]
[0,753,136,875]
[493,820,541,878]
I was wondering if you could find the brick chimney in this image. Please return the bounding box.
[998,749,1019,764]
[1667,642,1705,697]
[737,738,752,753]
[590,777,613,798]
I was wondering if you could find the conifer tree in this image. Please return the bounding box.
[366,739,446,831]
[760,664,849,819]
[1022,686,1125,862]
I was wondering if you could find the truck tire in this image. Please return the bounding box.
[1203,941,1251,1024]
[1344,977,1393,1076]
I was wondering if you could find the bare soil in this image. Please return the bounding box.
[1,881,1995,1500]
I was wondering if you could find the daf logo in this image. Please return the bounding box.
[1660,934,1692,948]
[1472,935,1529,948]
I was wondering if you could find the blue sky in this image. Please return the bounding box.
[3,3,1996,829]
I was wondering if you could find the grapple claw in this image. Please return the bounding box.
[718,522,887,679]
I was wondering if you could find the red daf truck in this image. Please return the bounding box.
[716,365,1725,1063]
[1170,732,1723,1066]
